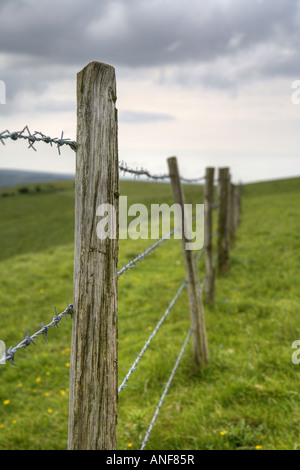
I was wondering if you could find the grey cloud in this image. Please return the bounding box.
[0,0,299,103]
[0,0,298,67]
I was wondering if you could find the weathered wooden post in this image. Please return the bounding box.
[229,181,235,247]
[232,184,240,233]
[217,167,230,275]
[237,182,243,226]
[167,157,209,368]
[68,62,119,450]
[204,167,215,303]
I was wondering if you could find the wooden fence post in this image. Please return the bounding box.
[167,157,209,368]
[229,181,235,247]
[204,167,215,303]
[68,62,119,450]
[237,183,243,226]
[232,184,239,233]
[217,167,230,275]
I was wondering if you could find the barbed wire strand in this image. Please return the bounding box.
[2,202,210,367]
[119,162,169,181]
[118,209,204,278]
[118,244,205,392]
[196,246,204,263]
[3,303,73,366]
[118,227,178,278]
[2,214,207,367]
[118,280,186,393]
[0,126,76,155]
[140,327,193,450]
[119,162,205,183]
[0,127,205,183]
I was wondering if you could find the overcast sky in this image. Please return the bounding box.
[0,0,299,183]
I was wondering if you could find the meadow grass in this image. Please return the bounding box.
[0,176,299,450]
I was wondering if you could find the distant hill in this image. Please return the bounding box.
[0,168,74,188]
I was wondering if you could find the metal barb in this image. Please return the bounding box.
[6,347,17,366]
[24,330,36,347]
[52,307,61,328]
[41,321,49,344]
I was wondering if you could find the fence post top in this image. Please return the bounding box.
[77,61,116,79]
[79,60,115,70]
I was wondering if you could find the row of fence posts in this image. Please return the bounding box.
[67,61,242,450]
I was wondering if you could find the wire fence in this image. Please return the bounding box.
[118,279,187,394]
[0,210,203,367]
[0,127,205,183]
[0,121,241,450]
[117,226,178,278]
[140,327,193,450]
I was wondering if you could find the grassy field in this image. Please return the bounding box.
[0,176,299,450]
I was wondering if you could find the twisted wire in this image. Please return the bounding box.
[118,280,186,393]
[119,241,205,392]
[118,227,178,278]
[1,127,205,183]
[119,162,169,181]
[140,328,193,450]
[118,208,204,278]
[0,126,76,154]
[3,303,73,366]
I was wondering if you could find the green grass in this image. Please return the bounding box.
[0,176,299,450]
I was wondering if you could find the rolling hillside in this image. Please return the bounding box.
[0,176,299,450]
[0,169,74,188]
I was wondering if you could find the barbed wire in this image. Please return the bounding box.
[119,161,169,181]
[118,209,204,278]
[118,228,178,278]
[140,327,193,450]
[0,126,76,155]
[3,303,73,366]
[2,215,209,367]
[0,127,205,183]
[119,161,205,183]
[118,280,186,393]
[195,246,204,263]
[181,175,206,183]
[118,244,205,392]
